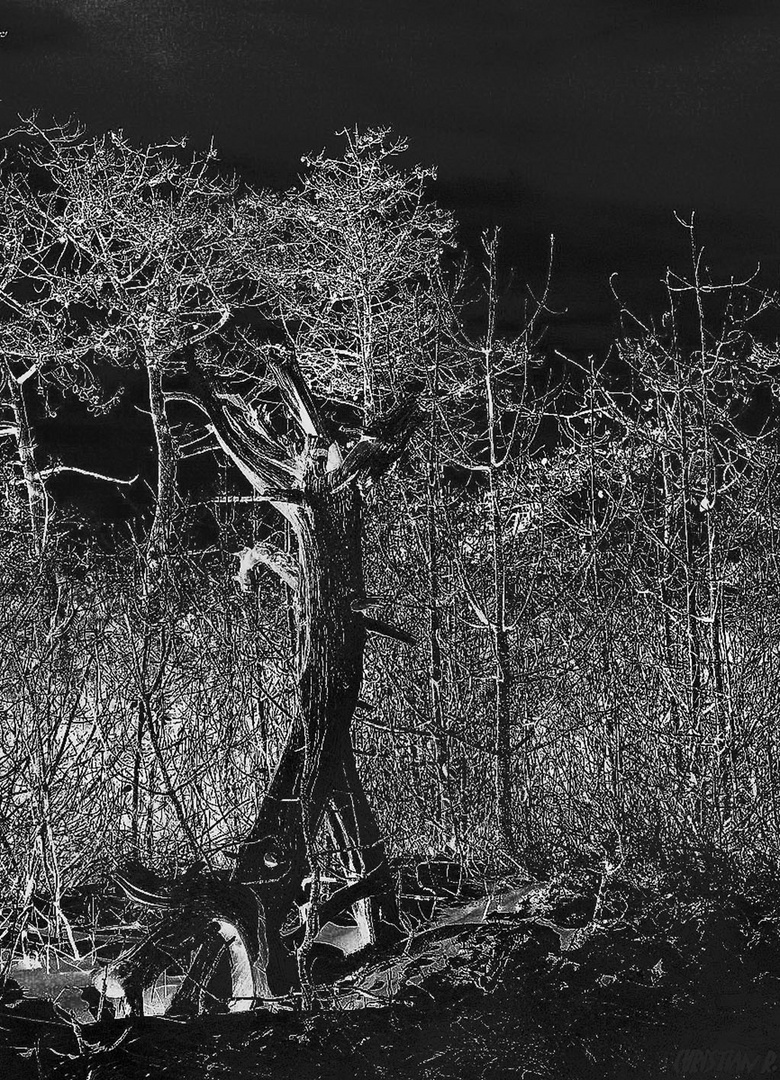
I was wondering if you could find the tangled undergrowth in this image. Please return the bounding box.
[2,863,780,1079]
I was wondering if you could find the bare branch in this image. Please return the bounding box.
[37,465,139,486]
[235,542,298,591]
[350,595,386,611]
[168,379,298,497]
[331,394,419,490]
[268,352,329,438]
[362,615,416,647]
[249,489,305,504]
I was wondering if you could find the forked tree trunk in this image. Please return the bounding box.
[109,463,402,1012]
[105,361,415,1014]
[229,472,380,993]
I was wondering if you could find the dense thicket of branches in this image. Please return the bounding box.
[2,122,780,980]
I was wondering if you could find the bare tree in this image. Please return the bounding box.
[91,129,450,1012]
[0,161,109,552]
[234,127,454,422]
[11,121,238,566]
[8,121,245,864]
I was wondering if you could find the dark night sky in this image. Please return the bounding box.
[2,0,780,519]
[3,0,780,344]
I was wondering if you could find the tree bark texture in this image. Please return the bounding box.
[109,464,401,1011]
[230,473,374,993]
[105,360,417,1013]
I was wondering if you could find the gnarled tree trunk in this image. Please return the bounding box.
[228,472,385,996]
[104,358,415,1014]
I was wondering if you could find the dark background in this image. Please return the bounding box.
[2,0,780,520]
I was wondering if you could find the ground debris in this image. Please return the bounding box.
[3,868,780,1079]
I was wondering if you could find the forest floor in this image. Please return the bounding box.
[2,862,780,1079]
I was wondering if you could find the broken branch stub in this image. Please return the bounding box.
[362,614,417,646]
[106,360,410,1014]
[331,396,420,491]
[236,542,298,591]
